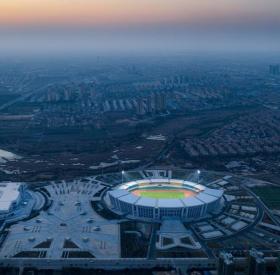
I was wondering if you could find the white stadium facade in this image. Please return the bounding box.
[107,179,224,221]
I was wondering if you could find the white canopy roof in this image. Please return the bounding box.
[0,182,22,212]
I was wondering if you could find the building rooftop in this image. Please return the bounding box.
[0,182,22,212]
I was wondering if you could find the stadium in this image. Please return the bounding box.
[107,178,224,221]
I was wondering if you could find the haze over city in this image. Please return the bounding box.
[0,1,280,275]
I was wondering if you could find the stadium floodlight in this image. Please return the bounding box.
[197,170,201,183]
[121,170,125,183]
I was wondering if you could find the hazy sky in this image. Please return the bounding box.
[0,0,279,55]
[1,0,279,27]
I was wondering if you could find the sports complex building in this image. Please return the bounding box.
[107,179,224,221]
[0,182,25,218]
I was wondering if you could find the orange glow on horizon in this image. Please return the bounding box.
[0,0,278,27]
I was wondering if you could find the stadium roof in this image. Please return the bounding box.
[181,197,204,207]
[108,189,128,198]
[196,192,219,204]
[204,188,224,198]
[118,193,139,204]
[135,197,156,207]
[109,179,223,209]
[157,198,184,208]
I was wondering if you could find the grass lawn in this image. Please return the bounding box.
[253,187,280,210]
[138,190,185,199]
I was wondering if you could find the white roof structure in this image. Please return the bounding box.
[109,179,223,209]
[231,221,248,231]
[202,230,224,239]
[108,189,127,198]
[157,199,184,208]
[181,197,204,207]
[0,182,22,212]
[135,197,156,207]
[198,224,215,232]
[119,194,139,204]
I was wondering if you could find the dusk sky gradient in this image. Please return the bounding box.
[0,0,279,27]
[0,0,279,55]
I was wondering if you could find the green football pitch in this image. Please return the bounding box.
[138,190,185,199]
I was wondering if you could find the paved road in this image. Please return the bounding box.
[0,92,32,111]
[0,83,53,111]
[0,256,277,270]
[244,186,280,226]
[146,223,158,259]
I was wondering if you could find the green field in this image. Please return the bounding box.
[253,187,280,209]
[138,190,185,199]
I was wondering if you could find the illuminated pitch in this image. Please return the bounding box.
[132,188,196,199]
[108,178,224,221]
